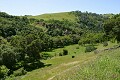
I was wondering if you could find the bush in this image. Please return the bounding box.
[63,49,68,55]
[59,52,63,56]
[5,75,15,80]
[76,46,79,49]
[0,65,9,79]
[41,53,53,60]
[72,56,75,58]
[13,68,27,76]
[74,52,76,54]
[103,41,108,47]
[85,45,97,53]
[0,44,19,69]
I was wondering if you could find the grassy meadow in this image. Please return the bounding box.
[27,12,76,22]
[53,48,120,80]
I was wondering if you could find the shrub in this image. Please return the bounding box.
[76,46,79,49]
[59,52,63,56]
[5,75,15,80]
[13,67,27,76]
[74,52,76,54]
[63,49,68,55]
[85,45,97,53]
[0,65,9,79]
[103,41,108,47]
[72,56,75,58]
[41,53,53,60]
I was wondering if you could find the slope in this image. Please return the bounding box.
[27,12,77,22]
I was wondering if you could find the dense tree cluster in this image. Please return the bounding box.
[104,14,120,41]
[71,11,108,32]
[78,32,105,45]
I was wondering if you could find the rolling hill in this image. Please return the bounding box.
[27,12,77,22]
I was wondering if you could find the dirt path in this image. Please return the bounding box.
[47,46,120,80]
[47,55,97,80]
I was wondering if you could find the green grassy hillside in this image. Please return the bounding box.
[27,12,76,22]
[53,48,120,80]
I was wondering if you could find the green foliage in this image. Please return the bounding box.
[85,45,97,52]
[41,53,53,60]
[76,46,79,49]
[0,65,9,79]
[26,39,43,60]
[63,49,68,55]
[104,14,120,41]
[59,52,63,56]
[0,44,19,69]
[79,32,105,45]
[13,68,27,76]
[72,11,107,32]
[52,36,73,48]
[0,36,8,44]
[43,19,81,37]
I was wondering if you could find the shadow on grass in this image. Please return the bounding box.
[44,64,52,67]
[24,61,52,71]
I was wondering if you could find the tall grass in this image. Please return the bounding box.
[54,48,120,80]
